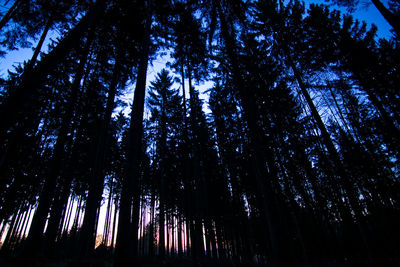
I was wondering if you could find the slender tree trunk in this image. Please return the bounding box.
[26,19,53,71]
[166,213,169,256]
[170,213,175,257]
[0,0,20,31]
[103,179,113,246]
[111,197,118,250]
[148,188,155,256]
[186,217,191,256]
[177,214,182,256]
[215,219,225,259]
[0,218,8,242]
[114,6,152,265]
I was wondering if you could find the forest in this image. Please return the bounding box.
[0,0,399,266]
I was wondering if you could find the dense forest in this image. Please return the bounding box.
[0,0,399,266]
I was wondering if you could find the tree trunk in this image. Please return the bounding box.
[216,3,282,265]
[110,197,118,250]
[103,179,113,246]
[371,0,400,36]
[77,59,121,259]
[0,0,20,31]
[26,19,53,71]
[148,188,155,256]
[177,214,182,256]
[114,6,151,265]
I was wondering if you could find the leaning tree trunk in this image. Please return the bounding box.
[370,0,400,36]
[26,19,53,71]
[285,54,363,222]
[0,0,20,31]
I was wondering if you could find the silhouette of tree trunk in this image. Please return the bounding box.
[25,18,53,72]
[371,0,400,36]
[216,3,282,265]
[78,58,121,258]
[148,187,155,256]
[110,196,118,249]
[114,6,151,265]
[0,0,20,31]
[187,64,205,261]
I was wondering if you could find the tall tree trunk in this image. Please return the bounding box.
[114,6,152,266]
[77,59,121,259]
[216,3,282,265]
[61,197,74,237]
[187,66,205,261]
[158,78,168,257]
